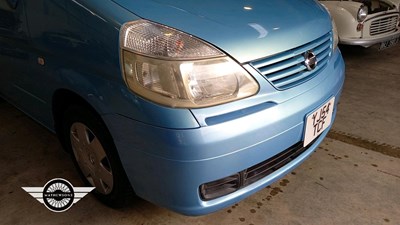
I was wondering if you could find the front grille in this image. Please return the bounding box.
[200,141,313,200]
[250,32,332,90]
[370,15,399,36]
[200,174,239,200]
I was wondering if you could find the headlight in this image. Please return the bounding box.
[320,4,339,51]
[357,5,368,22]
[332,19,339,51]
[120,20,259,108]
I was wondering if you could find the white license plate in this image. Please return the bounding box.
[303,97,335,147]
[379,36,399,51]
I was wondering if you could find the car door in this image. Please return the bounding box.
[0,0,30,103]
[0,0,58,127]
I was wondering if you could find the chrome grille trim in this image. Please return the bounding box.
[250,32,332,90]
[370,15,399,36]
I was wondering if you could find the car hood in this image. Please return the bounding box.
[113,0,332,63]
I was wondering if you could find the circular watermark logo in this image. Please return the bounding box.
[42,178,75,212]
[22,178,95,212]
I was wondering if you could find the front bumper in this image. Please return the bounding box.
[340,29,400,48]
[103,50,345,216]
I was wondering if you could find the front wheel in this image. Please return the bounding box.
[62,105,134,207]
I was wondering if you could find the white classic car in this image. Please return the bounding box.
[320,0,400,49]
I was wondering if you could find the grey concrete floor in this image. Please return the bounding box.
[1,44,399,225]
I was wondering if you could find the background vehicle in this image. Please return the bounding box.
[320,0,400,49]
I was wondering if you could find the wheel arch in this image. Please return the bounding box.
[53,88,136,204]
[52,89,102,151]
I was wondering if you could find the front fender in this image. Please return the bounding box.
[321,2,363,39]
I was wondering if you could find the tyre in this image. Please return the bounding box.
[62,105,134,207]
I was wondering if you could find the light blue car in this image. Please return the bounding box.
[0,0,345,215]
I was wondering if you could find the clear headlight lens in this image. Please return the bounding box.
[320,4,339,51]
[357,5,368,22]
[332,19,339,50]
[120,20,259,108]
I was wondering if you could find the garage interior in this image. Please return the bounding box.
[0,44,399,224]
